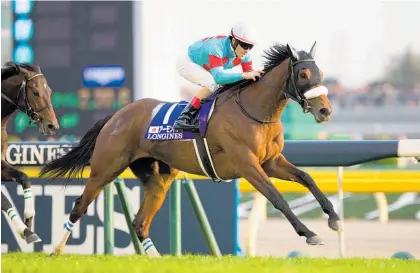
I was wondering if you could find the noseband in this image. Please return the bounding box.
[1,73,51,123]
[235,58,315,124]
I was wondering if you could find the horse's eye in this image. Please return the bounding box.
[33,91,40,97]
[300,72,307,78]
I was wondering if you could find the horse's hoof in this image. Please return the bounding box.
[25,232,42,244]
[49,252,59,257]
[49,245,64,257]
[146,248,161,258]
[306,235,324,245]
[328,218,342,231]
[49,249,61,257]
[147,249,160,258]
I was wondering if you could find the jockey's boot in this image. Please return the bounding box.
[173,97,201,131]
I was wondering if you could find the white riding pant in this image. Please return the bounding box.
[176,53,219,92]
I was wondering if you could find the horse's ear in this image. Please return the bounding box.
[4,61,20,73]
[13,63,21,73]
[309,41,317,58]
[286,44,299,62]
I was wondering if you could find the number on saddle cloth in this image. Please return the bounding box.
[144,98,217,141]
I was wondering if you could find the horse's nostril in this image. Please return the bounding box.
[47,124,55,130]
[319,108,330,116]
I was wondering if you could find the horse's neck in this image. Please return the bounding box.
[1,107,12,161]
[242,60,289,121]
[1,83,19,153]
[1,81,19,120]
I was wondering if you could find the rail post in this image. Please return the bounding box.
[104,183,114,254]
[337,166,345,257]
[114,177,145,254]
[183,179,221,257]
[170,179,182,256]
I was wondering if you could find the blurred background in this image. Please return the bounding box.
[2,0,419,258]
[2,0,420,142]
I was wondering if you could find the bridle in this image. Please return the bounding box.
[235,58,315,124]
[1,73,51,124]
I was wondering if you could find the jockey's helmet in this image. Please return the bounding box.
[230,22,258,46]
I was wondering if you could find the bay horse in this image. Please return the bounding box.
[40,42,341,256]
[2,61,59,243]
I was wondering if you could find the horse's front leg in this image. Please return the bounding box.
[1,191,41,243]
[238,152,323,245]
[1,160,35,230]
[262,154,341,231]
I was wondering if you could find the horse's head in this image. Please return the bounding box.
[285,42,332,123]
[2,62,59,135]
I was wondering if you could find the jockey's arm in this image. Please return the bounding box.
[206,45,243,85]
[209,66,243,85]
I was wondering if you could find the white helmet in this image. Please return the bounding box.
[230,22,258,45]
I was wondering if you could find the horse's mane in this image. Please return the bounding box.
[261,43,291,72]
[217,43,292,93]
[1,61,41,81]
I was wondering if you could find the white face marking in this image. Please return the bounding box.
[303,85,328,99]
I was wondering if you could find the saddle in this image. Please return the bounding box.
[144,84,243,183]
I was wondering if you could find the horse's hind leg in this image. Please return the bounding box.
[51,156,130,255]
[1,191,41,243]
[1,160,35,230]
[129,159,178,257]
[262,154,341,231]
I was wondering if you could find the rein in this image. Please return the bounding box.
[234,58,315,124]
[1,73,50,124]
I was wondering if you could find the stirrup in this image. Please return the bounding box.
[173,116,198,131]
[174,122,198,132]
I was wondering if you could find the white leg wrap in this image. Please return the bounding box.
[23,189,35,219]
[64,219,74,233]
[142,238,161,257]
[7,208,27,237]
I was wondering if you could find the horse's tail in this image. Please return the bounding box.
[39,114,114,182]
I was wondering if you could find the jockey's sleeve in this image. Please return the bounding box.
[209,66,243,85]
[241,61,253,72]
[241,54,253,72]
[206,45,243,84]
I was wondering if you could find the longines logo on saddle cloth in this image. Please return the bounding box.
[145,89,225,183]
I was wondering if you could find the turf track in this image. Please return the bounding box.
[2,252,419,273]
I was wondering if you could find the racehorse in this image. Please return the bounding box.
[1,62,59,243]
[40,42,341,256]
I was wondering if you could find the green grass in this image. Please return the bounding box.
[2,253,419,273]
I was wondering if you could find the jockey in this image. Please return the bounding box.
[173,22,264,131]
